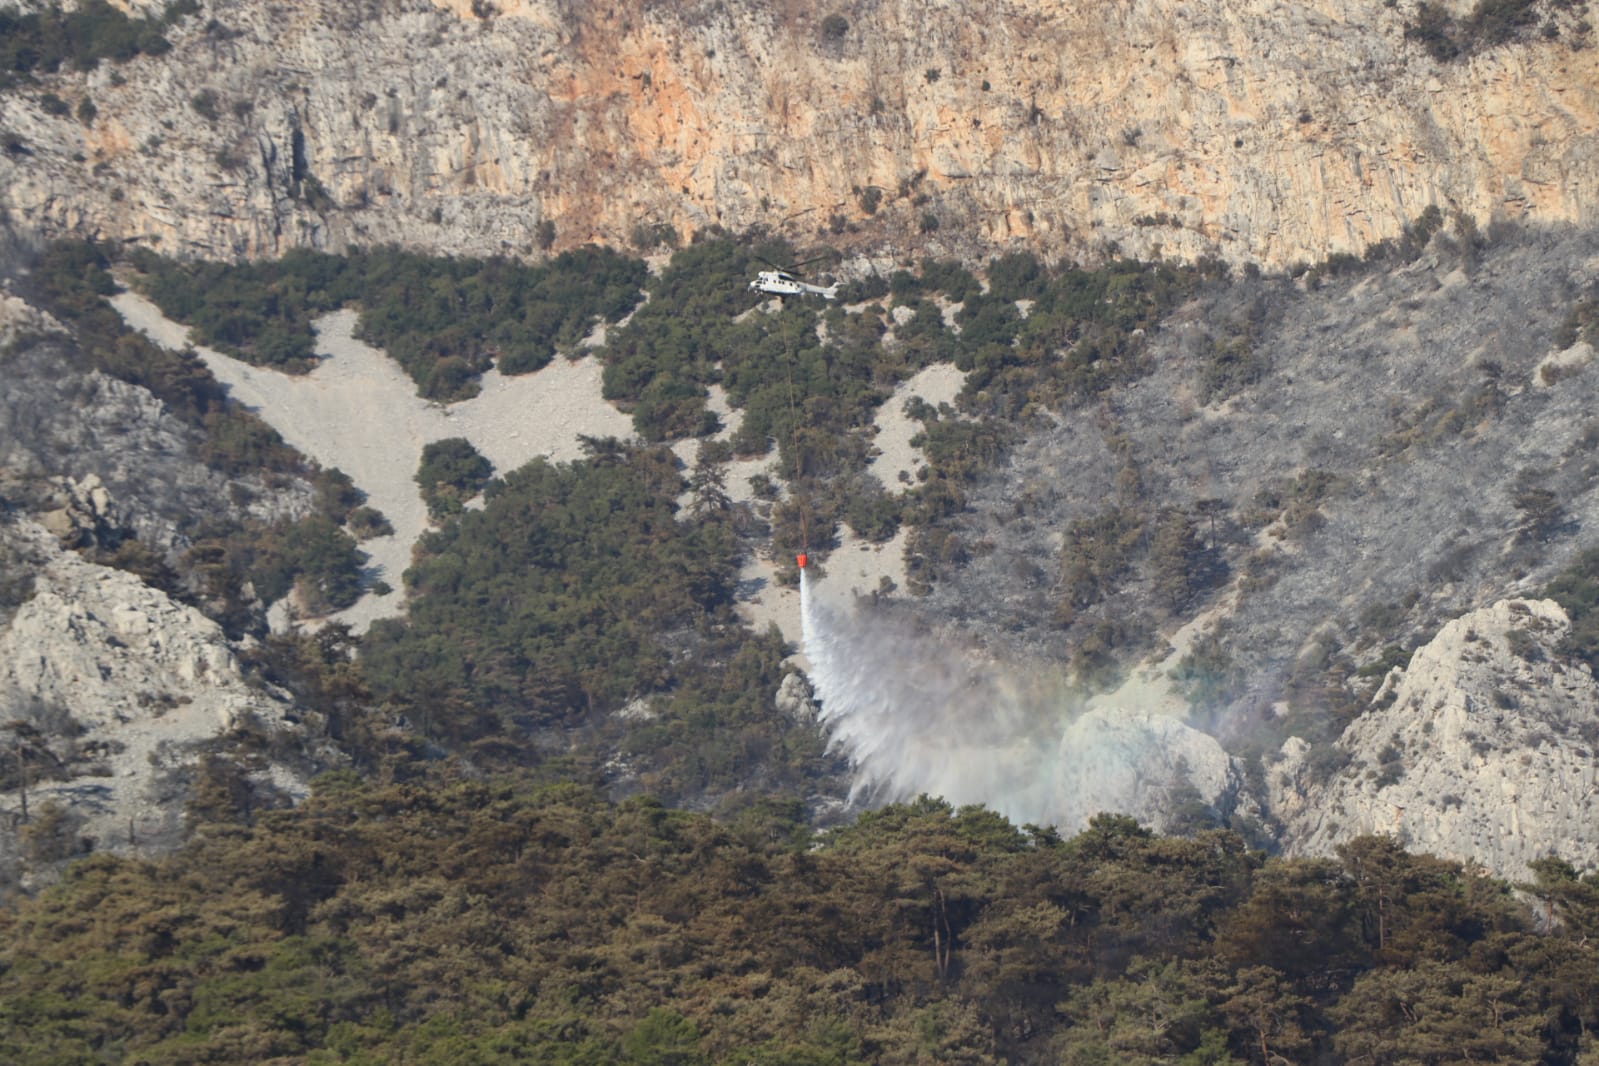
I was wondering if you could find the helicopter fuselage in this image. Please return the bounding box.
[751,270,838,300]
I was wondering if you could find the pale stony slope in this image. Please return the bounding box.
[0,520,323,867]
[112,292,632,632]
[1,0,1596,267]
[1273,598,1599,879]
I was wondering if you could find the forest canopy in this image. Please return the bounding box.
[3,774,1597,1064]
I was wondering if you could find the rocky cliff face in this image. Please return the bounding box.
[1273,598,1599,879]
[0,518,328,883]
[2,0,1597,267]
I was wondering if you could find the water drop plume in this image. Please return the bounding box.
[801,569,1069,823]
[799,570,1237,831]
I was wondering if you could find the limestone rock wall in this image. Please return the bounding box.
[0,520,325,866]
[1,0,1596,266]
[1272,598,1599,879]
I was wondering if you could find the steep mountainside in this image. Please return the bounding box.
[912,224,1599,875]
[0,266,336,886]
[1,0,1596,266]
[5,0,1599,885]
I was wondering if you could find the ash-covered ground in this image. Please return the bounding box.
[814,224,1599,843]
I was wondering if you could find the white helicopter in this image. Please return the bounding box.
[749,254,839,300]
[750,270,839,300]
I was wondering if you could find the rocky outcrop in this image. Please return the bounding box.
[1272,598,1599,879]
[0,337,311,559]
[1052,705,1247,836]
[0,519,328,873]
[1,0,1596,267]
[0,284,66,349]
[0,283,335,883]
[32,473,117,546]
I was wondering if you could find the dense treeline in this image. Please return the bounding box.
[0,0,193,87]
[3,775,1598,1064]
[363,442,732,730]
[358,440,822,799]
[131,245,645,400]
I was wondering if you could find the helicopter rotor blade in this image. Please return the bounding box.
[753,249,838,278]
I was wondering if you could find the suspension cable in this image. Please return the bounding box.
[778,302,810,567]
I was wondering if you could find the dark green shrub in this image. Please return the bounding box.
[190,89,220,121]
[347,506,394,539]
[416,438,493,518]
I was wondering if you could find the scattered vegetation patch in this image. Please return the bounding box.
[130,245,646,400]
[1553,288,1599,351]
[599,235,895,469]
[1372,742,1406,787]
[0,0,196,88]
[1199,336,1269,405]
[1060,506,1147,611]
[1171,629,1249,710]
[1242,468,1343,538]
[16,242,403,633]
[248,514,366,614]
[1544,546,1599,670]
[188,89,220,122]
[23,242,303,478]
[1404,0,1580,60]
[1377,382,1504,457]
[1149,506,1227,611]
[345,505,393,540]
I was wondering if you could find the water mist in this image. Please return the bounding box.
[799,570,1239,832]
